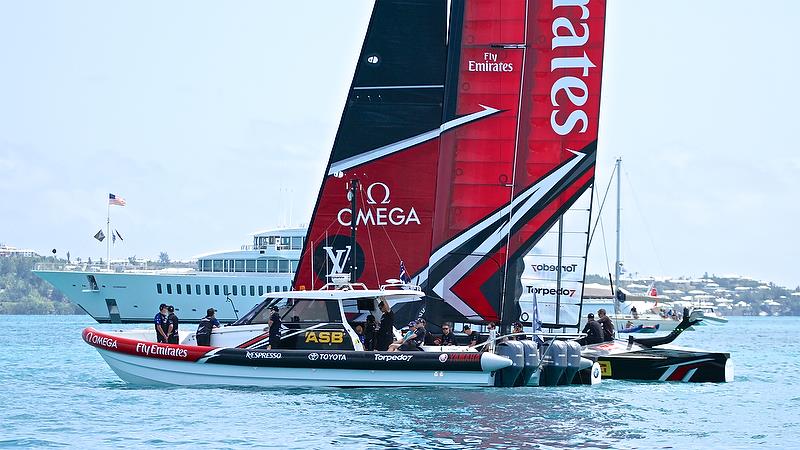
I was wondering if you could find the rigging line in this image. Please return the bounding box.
[592,179,613,279]
[377,214,403,262]
[622,167,666,275]
[588,162,617,248]
[357,186,380,284]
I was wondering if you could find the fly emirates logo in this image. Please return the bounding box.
[550,0,597,136]
[468,52,513,73]
[337,182,421,227]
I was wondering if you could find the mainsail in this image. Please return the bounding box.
[294,0,448,290]
[422,0,607,326]
[295,0,607,330]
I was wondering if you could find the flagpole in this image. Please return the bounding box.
[107,199,111,271]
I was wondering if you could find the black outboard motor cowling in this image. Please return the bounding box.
[493,341,524,387]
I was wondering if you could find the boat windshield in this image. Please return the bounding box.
[234,297,345,325]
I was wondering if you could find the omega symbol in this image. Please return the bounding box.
[366,182,390,205]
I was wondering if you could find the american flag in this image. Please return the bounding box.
[108,193,126,206]
[399,260,411,284]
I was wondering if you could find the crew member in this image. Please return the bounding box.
[154,303,169,343]
[578,313,603,346]
[375,301,395,351]
[195,308,221,346]
[364,315,377,351]
[267,305,282,350]
[512,322,528,340]
[464,324,480,348]
[166,305,179,344]
[597,308,615,342]
[439,322,457,346]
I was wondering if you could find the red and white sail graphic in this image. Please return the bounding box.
[424,0,607,324]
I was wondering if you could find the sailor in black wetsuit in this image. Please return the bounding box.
[154,303,169,343]
[267,305,281,350]
[578,313,604,346]
[195,308,221,346]
[166,305,179,344]
[375,301,395,351]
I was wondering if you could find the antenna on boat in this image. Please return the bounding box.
[223,287,239,320]
[347,179,359,283]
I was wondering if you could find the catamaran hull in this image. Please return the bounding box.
[581,343,733,383]
[83,328,509,388]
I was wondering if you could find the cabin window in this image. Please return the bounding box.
[232,285,238,296]
[195,284,201,295]
[279,260,290,273]
[223,260,229,272]
[283,286,289,292]
[205,285,210,295]
[157,283,162,294]
[245,260,256,272]
[291,260,299,273]
[266,286,272,293]
[281,237,290,248]
[186,284,191,295]
[213,260,223,272]
[256,259,267,272]
[229,260,235,272]
[176,284,182,295]
[274,285,279,293]
[250,285,255,296]
[214,285,220,295]
[235,260,245,272]
[267,260,278,273]
[166,284,172,294]
[291,237,302,250]
[258,286,264,296]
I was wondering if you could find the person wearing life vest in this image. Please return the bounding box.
[154,304,169,343]
[267,305,281,350]
[195,308,220,346]
[166,305,179,344]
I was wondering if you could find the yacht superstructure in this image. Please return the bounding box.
[34,227,305,323]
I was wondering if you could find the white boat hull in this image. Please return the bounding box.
[97,348,496,387]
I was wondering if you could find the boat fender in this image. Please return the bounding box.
[540,340,567,387]
[492,341,524,387]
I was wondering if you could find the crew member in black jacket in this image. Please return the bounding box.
[578,313,604,346]
[375,301,395,351]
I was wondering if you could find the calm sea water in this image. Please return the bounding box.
[0,315,797,449]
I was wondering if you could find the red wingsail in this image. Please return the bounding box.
[423,0,607,325]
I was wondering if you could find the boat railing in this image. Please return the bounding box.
[240,243,299,252]
[318,282,370,291]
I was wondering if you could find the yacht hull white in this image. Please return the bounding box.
[84,328,509,388]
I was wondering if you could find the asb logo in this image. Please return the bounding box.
[304,331,345,344]
[312,235,365,281]
[337,182,421,227]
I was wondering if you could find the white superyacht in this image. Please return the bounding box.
[34,227,305,323]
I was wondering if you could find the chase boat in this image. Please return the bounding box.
[83,282,600,388]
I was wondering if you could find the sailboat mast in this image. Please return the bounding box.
[349,179,359,283]
[614,157,622,299]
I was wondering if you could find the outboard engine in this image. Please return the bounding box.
[539,340,567,387]
[516,340,541,387]
[493,341,524,387]
[559,340,583,385]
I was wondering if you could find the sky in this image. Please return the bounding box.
[1,1,798,288]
